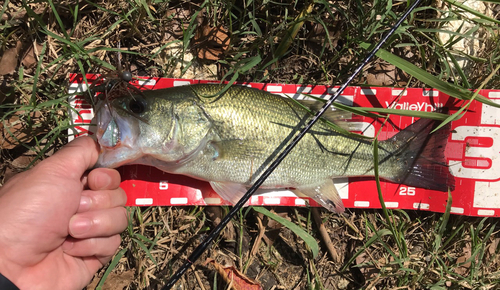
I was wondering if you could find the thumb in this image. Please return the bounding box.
[36,137,100,182]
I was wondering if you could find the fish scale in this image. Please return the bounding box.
[187,85,391,184]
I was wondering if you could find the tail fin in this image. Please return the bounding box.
[382,115,455,192]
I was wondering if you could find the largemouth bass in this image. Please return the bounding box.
[95,84,454,213]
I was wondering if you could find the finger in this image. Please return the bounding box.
[87,168,121,190]
[62,235,121,259]
[78,187,127,213]
[69,207,128,239]
[36,137,99,182]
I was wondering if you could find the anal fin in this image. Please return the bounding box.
[210,181,250,206]
[293,180,345,213]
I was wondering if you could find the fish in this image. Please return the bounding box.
[95,84,455,213]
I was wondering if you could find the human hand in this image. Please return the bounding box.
[0,137,128,290]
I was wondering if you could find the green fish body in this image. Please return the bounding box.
[95,84,454,212]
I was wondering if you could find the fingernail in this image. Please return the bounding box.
[96,172,112,189]
[79,196,92,212]
[70,217,92,236]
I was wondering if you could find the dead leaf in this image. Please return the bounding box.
[3,167,18,183]
[22,42,44,68]
[1,5,46,21]
[194,25,230,61]
[11,155,37,169]
[488,237,500,255]
[0,41,22,75]
[306,21,341,48]
[165,7,193,37]
[265,208,289,230]
[355,252,380,279]
[454,244,472,276]
[205,206,235,241]
[87,270,134,290]
[206,258,263,290]
[365,62,409,87]
[0,83,11,105]
[1,111,43,150]
[3,155,41,183]
[258,208,290,247]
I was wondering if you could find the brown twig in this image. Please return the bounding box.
[191,265,206,290]
[312,208,340,263]
[244,215,266,274]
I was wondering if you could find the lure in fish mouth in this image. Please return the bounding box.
[94,84,455,213]
[97,105,120,148]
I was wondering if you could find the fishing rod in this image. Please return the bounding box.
[161,0,423,288]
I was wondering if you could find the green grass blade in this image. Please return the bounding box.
[434,190,452,252]
[431,64,500,133]
[360,107,449,119]
[341,228,392,272]
[31,43,47,106]
[446,51,472,88]
[239,55,262,73]
[47,0,70,39]
[359,42,500,108]
[137,0,156,21]
[95,248,127,289]
[415,27,479,39]
[444,0,500,26]
[253,206,319,258]
[373,138,390,224]
[274,2,314,58]
[132,237,158,266]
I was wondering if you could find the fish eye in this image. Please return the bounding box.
[128,98,146,114]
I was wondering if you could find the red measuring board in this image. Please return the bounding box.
[68,74,500,217]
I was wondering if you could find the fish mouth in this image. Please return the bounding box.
[94,101,144,169]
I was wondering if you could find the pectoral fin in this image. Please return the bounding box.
[210,181,250,206]
[293,180,345,213]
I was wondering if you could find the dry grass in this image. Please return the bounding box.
[1,0,500,289]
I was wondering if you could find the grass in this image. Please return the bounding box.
[1,0,500,289]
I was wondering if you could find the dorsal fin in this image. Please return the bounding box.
[295,99,350,124]
[290,99,365,135]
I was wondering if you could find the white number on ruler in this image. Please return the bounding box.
[159,181,169,190]
[399,186,415,196]
[450,126,500,180]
